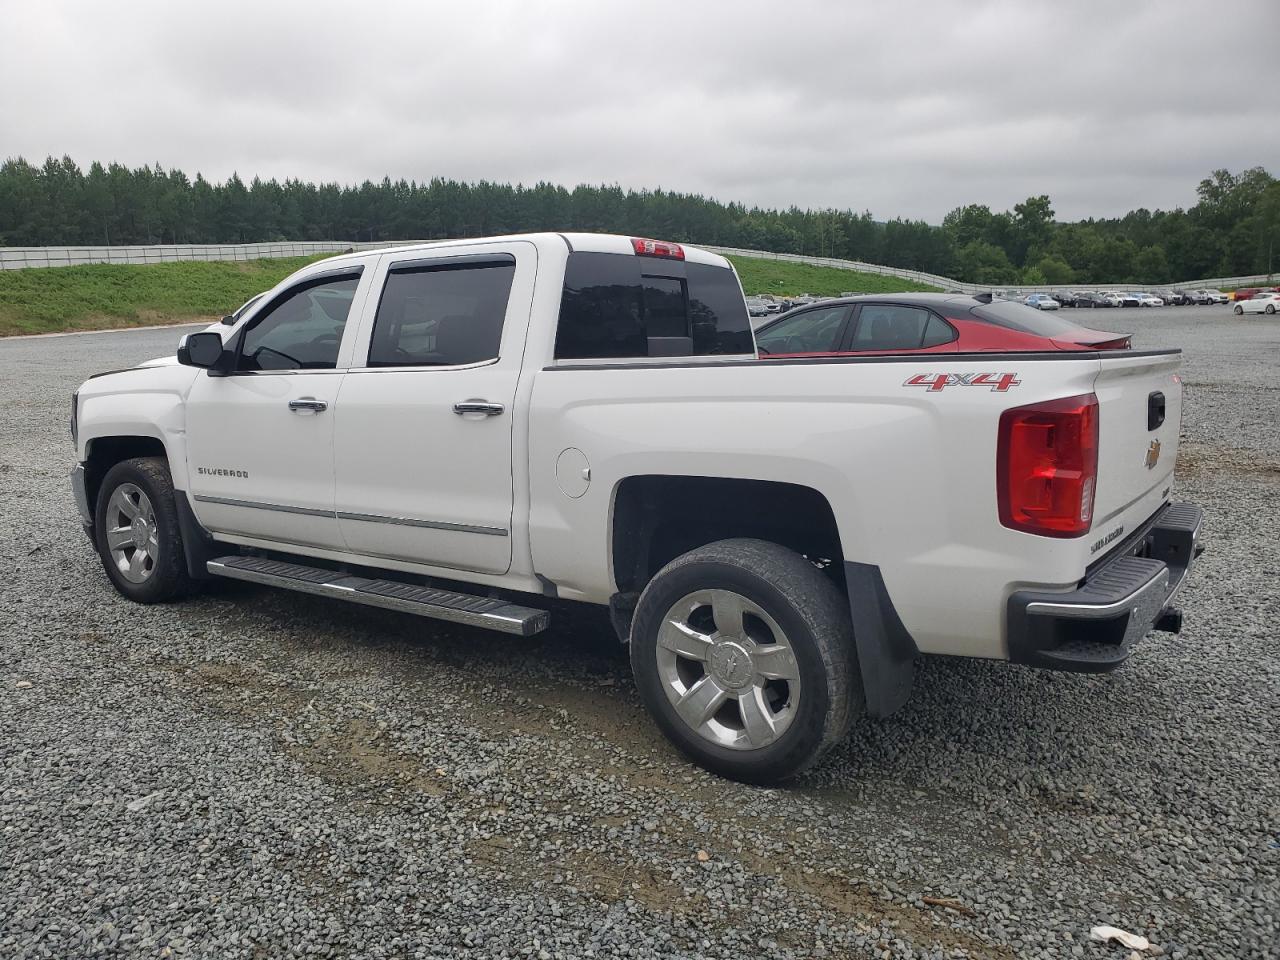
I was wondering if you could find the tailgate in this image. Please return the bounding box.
[1090,351,1182,540]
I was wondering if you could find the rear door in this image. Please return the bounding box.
[331,242,536,574]
[1089,351,1182,537]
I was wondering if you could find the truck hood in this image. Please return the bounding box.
[136,355,182,369]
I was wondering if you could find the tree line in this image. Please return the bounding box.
[0,156,1275,284]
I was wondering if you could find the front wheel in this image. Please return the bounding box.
[94,456,193,603]
[1234,305,1244,315]
[630,538,861,783]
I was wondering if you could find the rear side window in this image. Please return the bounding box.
[368,257,515,367]
[921,314,956,347]
[851,305,954,351]
[555,252,752,359]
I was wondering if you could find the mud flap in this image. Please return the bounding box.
[174,489,219,580]
[843,562,917,718]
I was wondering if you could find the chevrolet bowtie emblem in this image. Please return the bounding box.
[1145,439,1162,470]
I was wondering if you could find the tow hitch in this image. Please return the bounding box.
[1154,606,1183,634]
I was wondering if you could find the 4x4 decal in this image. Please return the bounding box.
[904,372,1021,392]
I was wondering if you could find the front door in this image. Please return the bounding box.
[186,267,370,550]
[332,243,536,574]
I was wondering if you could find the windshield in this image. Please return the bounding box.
[970,300,1105,337]
[234,294,263,320]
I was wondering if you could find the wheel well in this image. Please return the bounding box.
[83,436,166,511]
[612,476,845,594]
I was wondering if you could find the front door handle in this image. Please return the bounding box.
[453,399,505,417]
[288,397,328,413]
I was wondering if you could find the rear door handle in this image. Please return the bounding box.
[288,397,328,413]
[453,400,505,417]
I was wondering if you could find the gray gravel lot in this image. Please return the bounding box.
[1,306,1277,959]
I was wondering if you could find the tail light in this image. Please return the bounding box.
[997,393,1098,538]
[631,237,684,260]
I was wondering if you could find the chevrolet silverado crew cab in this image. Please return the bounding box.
[70,233,1203,783]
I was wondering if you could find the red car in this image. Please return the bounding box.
[753,293,1131,358]
[1231,287,1277,302]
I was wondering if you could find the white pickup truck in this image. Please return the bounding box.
[70,233,1202,782]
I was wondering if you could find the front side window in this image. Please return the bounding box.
[555,252,753,360]
[236,275,360,371]
[368,258,516,367]
[755,306,848,354]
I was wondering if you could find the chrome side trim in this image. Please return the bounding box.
[193,494,508,537]
[193,494,332,519]
[336,510,508,537]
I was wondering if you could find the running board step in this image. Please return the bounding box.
[206,556,550,636]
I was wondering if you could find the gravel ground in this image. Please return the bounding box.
[1,306,1276,959]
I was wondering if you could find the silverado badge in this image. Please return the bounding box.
[1145,439,1161,470]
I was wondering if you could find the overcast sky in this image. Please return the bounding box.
[3,0,1276,223]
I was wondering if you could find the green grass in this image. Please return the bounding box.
[0,256,331,336]
[0,251,939,337]
[727,255,940,297]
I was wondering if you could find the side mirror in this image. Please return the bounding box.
[178,331,227,370]
[220,314,236,325]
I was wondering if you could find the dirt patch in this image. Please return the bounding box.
[165,658,445,800]
[745,853,1016,959]
[467,836,708,918]
[1175,441,1280,479]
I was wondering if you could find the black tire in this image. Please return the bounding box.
[94,456,193,603]
[1267,304,1275,315]
[1234,305,1244,315]
[629,538,861,784]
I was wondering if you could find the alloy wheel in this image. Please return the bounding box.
[655,589,801,751]
[104,482,159,583]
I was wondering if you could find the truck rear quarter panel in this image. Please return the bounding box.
[528,354,1109,660]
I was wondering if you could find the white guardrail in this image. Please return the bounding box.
[0,239,1271,293]
[0,240,417,270]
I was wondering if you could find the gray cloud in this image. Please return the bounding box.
[2,0,1276,222]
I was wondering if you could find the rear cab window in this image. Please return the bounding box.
[554,252,753,360]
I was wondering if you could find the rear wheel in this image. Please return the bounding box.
[94,457,193,603]
[630,538,861,783]
[1267,304,1276,315]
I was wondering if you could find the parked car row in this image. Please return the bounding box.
[746,293,842,319]
[1001,288,1231,308]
